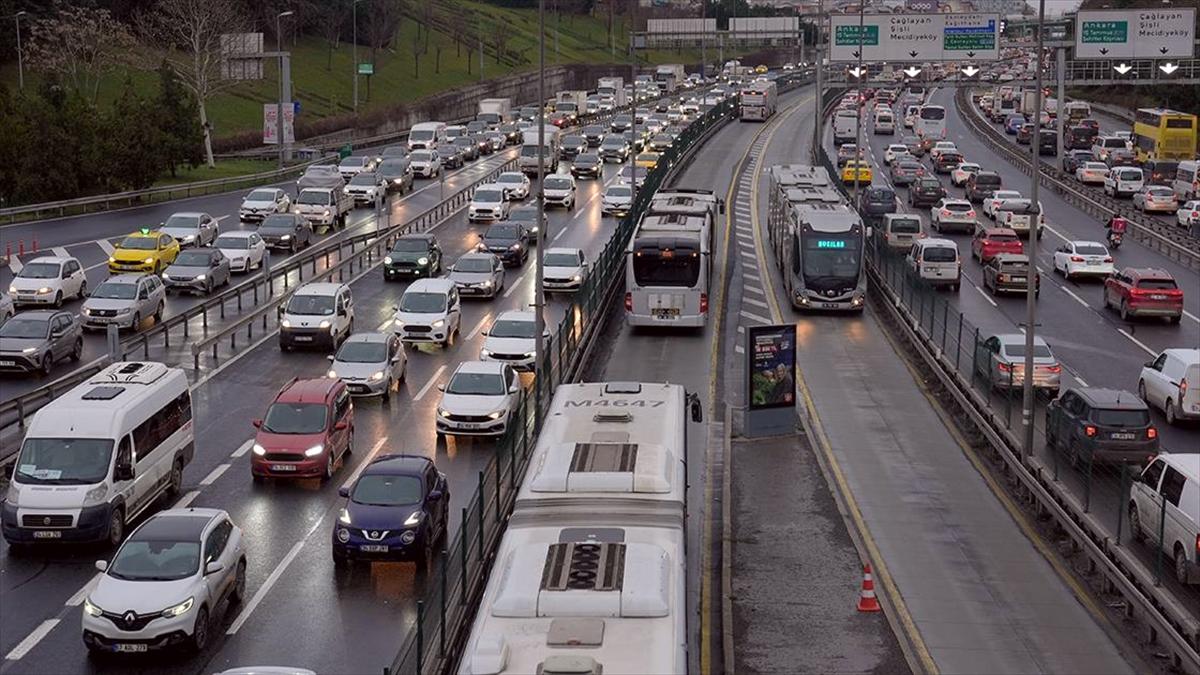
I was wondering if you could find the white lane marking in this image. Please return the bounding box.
[974,284,999,307]
[4,619,60,661]
[7,257,21,274]
[1075,375,1089,387]
[1060,285,1091,308]
[1117,328,1157,357]
[740,310,772,324]
[95,239,115,255]
[341,435,390,491]
[231,439,254,458]
[52,247,69,258]
[744,297,770,309]
[376,317,393,331]
[738,251,757,261]
[216,215,230,222]
[227,536,307,635]
[744,271,761,281]
[467,315,491,340]
[1184,309,1200,324]
[65,574,102,607]
[414,364,448,402]
[503,272,529,298]
[173,490,201,509]
[199,463,230,486]
[552,227,568,243]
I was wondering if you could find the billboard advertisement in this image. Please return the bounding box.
[747,324,796,411]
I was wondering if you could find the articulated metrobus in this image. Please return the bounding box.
[1133,108,1198,162]
[624,190,720,328]
[739,80,778,121]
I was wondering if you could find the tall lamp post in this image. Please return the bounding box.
[276,10,294,169]
[534,0,548,420]
[353,0,366,112]
[12,10,26,91]
[1022,0,1046,458]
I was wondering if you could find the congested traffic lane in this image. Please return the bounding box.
[0,156,627,674]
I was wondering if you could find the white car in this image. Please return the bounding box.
[1075,162,1109,185]
[542,247,588,293]
[468,186,511,223]
[602,184,634,216]
[239,188,291,222]
[1051,240,1114,280]
[983,190,1023,219]
[1139,349,1200,425]
[1132,185,1178,214]
[82,508,246,655]
[930,198,977,233]
[8,256,87,307]
[435,361,522,438]
[337,155,377,180]
[542,174,577,209]
[1104,167,1145,198]
[447,252,505,299]
[495,172,531,200]
[213,231,267,273]
[81,274,166,331]
[1112,130,1134,150]
[929,142,958,161]
[327,332,406,398]
[393,278,461,347]
[950,162,982,187]
[883,144,909,165]
[1177,200,1200,228]
[0,294,12,324]
[480,310,541,372]
[159,212,219,247]
[409,150,441,178]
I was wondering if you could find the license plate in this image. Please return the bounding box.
[114,644,148,653]
[1151,295,1166,300]
[1110,432,1136,440]
[349,385,367,394]
[652,308,680,318]
[294,336,314,342]
[32,530,62,539]
[1010,277,1026,283]
[0,360,14,367]
[360,544,388,553]
[820,302,842,309]
[456,422,480,429]
[271,464,298,472]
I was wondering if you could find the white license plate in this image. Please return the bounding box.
[1110,432,1136,440]
[0,360,14,367]
[32,530,62,539]
[1010,277,1026,283]
[820,302,842,309]
[114,644,148,653]
[271,464,298,472]
[294,336,314,342]
[1151,295,1166,300]
[456,422,481,429]
[652,308,680,318]
[360,544,389,553]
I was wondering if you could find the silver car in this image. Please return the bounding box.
[81,274,166,331]
[0,309,82,375]
[448,252,505,298]
[162,248,232,295]
[974,333,1061,395]
[327,332,407,399]
[159,212,219,247]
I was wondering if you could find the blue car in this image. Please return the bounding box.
[332,454,449,569]
[1004,114,1026,135]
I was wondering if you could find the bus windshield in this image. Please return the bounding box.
[799,234,862,283]
[632,242,701,287]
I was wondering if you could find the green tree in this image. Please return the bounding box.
[105,79,164,191]
[156,62,203,177]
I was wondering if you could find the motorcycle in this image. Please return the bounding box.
[1107,229,1123,249]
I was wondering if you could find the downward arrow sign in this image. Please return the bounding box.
[903,66,922,78]
[1099,47,1109,55]
[961,65,980,78]
[849,67,867,78]
[1113,63,1133,75]
[852,50,861,58]
[1160,46,1169,54]
[966,51,976,58]
[909,50,919,58]
[1160,62,1179,75]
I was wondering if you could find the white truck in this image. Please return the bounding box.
[293,187,354,231]
[655,64,686,93]
[597,77,627,108]
[554,90,588,122]
[518,125,560,175]
[477,98,513,126]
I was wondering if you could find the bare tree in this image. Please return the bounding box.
[491,18,510,64]
[410,24,422,78]
[362,0,402,67]
[138,0,250,168]
[449,12,466,57]
[315,0,350,70]
[25,2,136,101]
[420,2,435,55]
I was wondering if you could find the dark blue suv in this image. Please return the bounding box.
[332,454,448,569]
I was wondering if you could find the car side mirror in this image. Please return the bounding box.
[252,419,263,428]
[94,560,108,572]
[338,486,350,498]
[428,490,444,501]
[327,354,335,362]
[338,308,347,317]
[437,383,446,392]
[1144,360,1155,369]
[334,421,349,431]
[113,462,134,482]
[204,562,224,576]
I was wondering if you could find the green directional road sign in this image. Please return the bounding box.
[1080,20,1127,44]
[835,25,879,47]
[357,63,374,75]
[944,32,995,51]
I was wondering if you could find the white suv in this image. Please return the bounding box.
[393,278,461,347]
[481,309,542,372]
[436,361,522,438]
[468,185,511,223]
[542,174,577,209]
[83,508,246,655]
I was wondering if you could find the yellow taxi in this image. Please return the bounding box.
[840,160,873,185]
[108,228,181,274]
[635,152,661,170]
[755,65,769,74]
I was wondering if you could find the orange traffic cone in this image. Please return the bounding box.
[857,564,881,613]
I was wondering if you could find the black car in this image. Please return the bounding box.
[377,157,414,194]
[437,144,464,169]
[560,135,587,159]
[648,134,675,152]
[933,152,964,174]
[499,123,522,144]
[1037,130,1057,156]
[600,137,630,163]
[384,234,442,280]
[909,178,947,207]
[582,125,606,147]
[257,213,313,252]
[610,114,633,133]
[1065,125,1098,150]
[571,152,603,179]
[452,136,479,161]
[477,222,533,267]
[1061,149,1094,174]
[965,171,1002,203]
[1046,387,1158,466]
[508,205,546,239]
[0,309,82,375]
[857,187,898,225]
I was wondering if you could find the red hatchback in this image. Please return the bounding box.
[252,377,354,481]
[971,227,1024,263]
[1103,267,1184,323]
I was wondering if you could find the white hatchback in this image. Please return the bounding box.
[930,198,977,233]
[8,256,87,307]
[495,172,531,201]
[1177,200,1200,228]
[542,248,588,292]
[481,309,542,372]
[468,186,511,223]
[1051,240,1113,280]
[883,143,909,165]
[983,190,1023,219]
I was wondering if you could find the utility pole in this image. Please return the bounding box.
[353,0,364,112]
[13,11,26,91]
[852,0,865,202]
[814,1,824,154]
[276,10,294,170]
[1055,46,1065,162]
[534,0,548,421]
[1023,0,1046,459]
[630,0,638,204]
[700,0,707,79]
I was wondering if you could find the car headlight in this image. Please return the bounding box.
[108,256,116,264]
[522,351,534,359]
[280,234,291,240]
[417,257,429,266]
[480,349,491,358]
[339,508,352,525]
[83,484,108,506]
[115,307,132,314]
[281,319,292,328]
[343,188,351,194]
[337,527,351,543]
[393,319,404,329]
[252,443,266,456]
[384,256,394,265]
[510,243,521,250]
[571,274,582,282]
[393,178,403,184]
[144,258,155,265]
[369,370,385,382]
[404,511,422,527]
[6,285,14,294]
[438,408,451,418]
[487,411,504,420]
[196,274,206,281]
[328,369,338,378]
[304,444,324,457]
[83,598,104,617]
[160,596,194,618]
[36,287,51,294]
[482,280,493,288]
[184,235,195,242]
[22,346,38,354]
[82,307,92,316]
[431,319,445,328]
[319,320,331,329]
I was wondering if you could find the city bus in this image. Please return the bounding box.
[624,190,718,328]
[916,104,948,149]
[1133,108,1198,162]
[739,80,778,121]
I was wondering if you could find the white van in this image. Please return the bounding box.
[1104,167,1145,199]
[882,213,923,251]
[833,109,860,145]
[1138,348,1200,424]
[278,282,355,351]
[408,121,448,151]
[1130,453,1200,585]
[907,238,961,291]
[393,277,462,347]
[2,362,193,548]
[1173,160,1199,202]
[874,111,895,135]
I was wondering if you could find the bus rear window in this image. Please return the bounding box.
[632,246,701,287]
[1166,118,1194,129]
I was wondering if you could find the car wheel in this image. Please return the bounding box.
[1165,399,1178,426]
[231,559,247,603]
[154,303,164,322]
[78,281,87,300]
[1119,301,1130,322]
[1176,546,1190,584]
[166,459,183,499]
[106,506,125,547]
[382,377,393,401]
[40,354,52,376]
[323,451,335,481]
[345,428,354,455]
[53,291,63,309]
[333,549,350,570]
[189,607,210,653]
[71,338,82,362]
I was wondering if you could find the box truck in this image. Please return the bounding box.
[477,98,512,126]
[655,64,686,93]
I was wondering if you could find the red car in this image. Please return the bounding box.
[971,227,1024,262]
[252,377,354,481]
[1103,267,1184,323]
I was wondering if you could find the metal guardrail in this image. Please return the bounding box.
[816,90,1200,674]
[956,87,1200,272]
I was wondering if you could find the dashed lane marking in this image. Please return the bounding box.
[231,439,254,458]
[52,247,69,258]
[95,239,115,255]
[1117,328,1157,357]
[173,490,200,509]
[65,574,102,607]
[341,436,391,492]
[1060,285,1092,308]
[503,272,528,298]
[739,309,772,324]
[744,297,770,310]
[4,619,59,661]
[7,258,22,275]
[467,315,492,341]
[974,284,999,307]
[414,364,448,402]
[199,463,230,486]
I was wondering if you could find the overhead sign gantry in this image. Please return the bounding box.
[829,13,1002,62]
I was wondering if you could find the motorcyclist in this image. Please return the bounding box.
[1105,213,1128,234]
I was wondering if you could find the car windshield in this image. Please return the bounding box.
[498,174,524,185]
[474,188,504,202]
[173,251,211,267]
[14,438,113,485]
[352,474,423,506]
[446,372,506,395]
[577,154,600,164]
[17,262,60,279]
[261,215,298,230]
[349,174,377,186]
[510,210,537,223]
[975,174,1001,185]
[487,224,521,240]
[285,294,335,316]
[1075,244,1108,256]
[944,202,972,212]
[454,257,493,273]
[1002,342,1053,358]
[999,260,1030,272]
[490,318,536,339]
[0,317,49,338]
[411,151,433,162]
[1091,408,1149,427]
[544,177,572,190]
[989,232,1018,242]
[248,189,277,201]
[919,180,941,190]
[544,252,580,267]
[607,186,632,198]
[262,402,328,434]
[341,157,367,168]
[108,537,201,582]
[336,340,387,363]
[1147,187,1173,196]
[392,239,430,253]
[453,137,473,147]
[1137,279,1177,290]
[91,282,136,300]
[399,291,447,313]
[119,236,157,250]
[379,159,408,173]
[890,218,920,233]
[602,138,625,148]
[296,191,331,206]
[898,162,922,172]
[164,215,200,230]
[215,236,250,250]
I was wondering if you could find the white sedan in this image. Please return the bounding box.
[1075,162,1109,185]
[883,144,909,165]
[480,309,540,371]
[213,231,267,273]
[495,171,531,201]
[983,190,1023,219]
[160,212,220,247]
[1177,200,1200,228]
[435,361,522,438]
[1052,240,1114,280]
[541,247,588,293]
[950,162,982,187]
[930,198,977,233]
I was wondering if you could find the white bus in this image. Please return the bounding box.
[2,362,194,547]
[624,190,719,328]
[916,104,948,148]
[458,382,701,675]
[739,80,778,121]
[766,165,866,312]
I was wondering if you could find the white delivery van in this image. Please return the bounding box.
[907,238,961,290]
[1173,160,1199,202]
[833,109,860,145]
[2,361,194,548]
[1104,167,1145,198]
[408,121,448,151]
[1130,453,1200,585]
[874,110,895,135]
[1139,348,1200,424]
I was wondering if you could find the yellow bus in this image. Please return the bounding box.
[1132,108,1198,161]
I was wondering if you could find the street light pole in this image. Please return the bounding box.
[353,0,363,113]
[1023,0,1046,458]
[814,0,824,154]
[534,0,548,418]
[852,0,865,202]
[13,11,26,91]
[276,10,294,170]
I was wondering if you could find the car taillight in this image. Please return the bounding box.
[1147,427,1158,440]
[624,292,632,312]
[1085,425,1097,437]
[941,209,951,217]
[997,362,1012,372]
[1103,256,1113,263]
[700,293,709,313]
[1180,378,1188,397]
[1070,256,1084,262]
[997,273,1008,281]
[1046,365,1062,373]
[967,211,976,218]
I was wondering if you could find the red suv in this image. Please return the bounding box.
[252,377,354,481]
[971,227,1023,263]
[1103,268,1184,323]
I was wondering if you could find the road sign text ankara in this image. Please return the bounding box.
[1075,8,1195,59]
